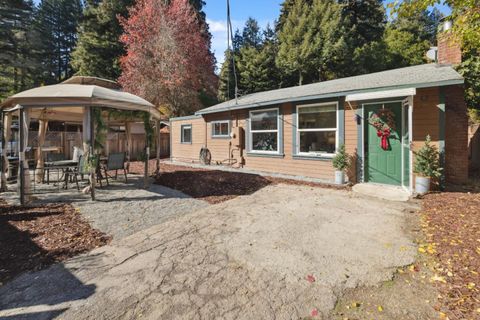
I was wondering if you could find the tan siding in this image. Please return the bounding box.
[170,117,206,163]
[412,87,440,156]
[170,101,363,182]
[344,102,358,182]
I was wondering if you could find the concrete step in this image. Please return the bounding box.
[352,183,411,202]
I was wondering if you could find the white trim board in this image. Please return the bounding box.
[346,88,416,102]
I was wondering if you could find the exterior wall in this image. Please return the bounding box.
[469,124,480,171]
[170,85,467,185]
[170,101,349,182]
[412,87,440,151]
[411,86,469,185]
[170,116,206,163]
[444,85,469,183]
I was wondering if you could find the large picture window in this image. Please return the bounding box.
[211,120,230,138]
[181,124,192,144]
[297,102,338,156]
[249,108,279,153]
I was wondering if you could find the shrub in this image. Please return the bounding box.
[332,144,350,171]
[413,135,442,178]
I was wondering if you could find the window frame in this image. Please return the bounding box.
[248,107,281,155]
[180,124,192,144]
[211,120,231,138]
[296,101,339,158]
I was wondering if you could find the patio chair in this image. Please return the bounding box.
[72,155,88,191]
[102,152,127,185]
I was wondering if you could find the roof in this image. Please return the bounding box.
[1,83,161,120]
[62,76,121,90]
[197,64,463,115]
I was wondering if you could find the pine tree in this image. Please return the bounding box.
[71,0,134,80]
[276,0,347,86]
[217,49,237,101]
[232,28,243,53]
[242,17,262,49]
[276,0,309,86]
[35,0,83,83]
[0,0,37,98]
[237,23,279,94]
[338,0,386,75]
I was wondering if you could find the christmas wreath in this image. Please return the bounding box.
[368,108,396,150]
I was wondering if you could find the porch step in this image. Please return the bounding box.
[352,183,410,202]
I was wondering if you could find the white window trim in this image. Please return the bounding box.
[211,120,230,138]
[181,124,192,144]
[296,101,339,158]
[249,107,280,154]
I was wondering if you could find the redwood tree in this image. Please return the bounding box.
[119,0,217,117]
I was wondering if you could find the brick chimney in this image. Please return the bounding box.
[437,19,462,65]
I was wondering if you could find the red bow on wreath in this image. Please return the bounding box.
[377,128,391,150]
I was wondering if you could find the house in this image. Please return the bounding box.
[169,27,468,192]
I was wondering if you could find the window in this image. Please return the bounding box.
[297,102,338,156]
[212,120,230,138]
[181,125,192,144]
[249,108,279,153]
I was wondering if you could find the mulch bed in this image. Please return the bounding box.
[420,192,480,319]
[153,162,348,204]
[0,200,111,285]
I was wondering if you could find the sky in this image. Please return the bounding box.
[32,0,452,70]
[204,0,283,68]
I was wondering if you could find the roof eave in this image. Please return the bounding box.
[195,78,464,116]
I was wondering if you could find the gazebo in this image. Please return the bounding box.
[0,77,163,205]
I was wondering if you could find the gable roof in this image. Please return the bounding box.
[197,64,463,115]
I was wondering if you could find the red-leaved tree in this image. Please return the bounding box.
[119,0,217,116]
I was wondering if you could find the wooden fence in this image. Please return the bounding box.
[28,131,170,161]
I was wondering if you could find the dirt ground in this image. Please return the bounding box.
[0,184,418,319]
[0,199,110,285]
[154,162,347,204]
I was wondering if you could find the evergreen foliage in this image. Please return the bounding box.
[217,49,237,101]
[71,0,135,80]
[35,0,83,83]
[332,144,350,171]
[0,0,38,99]
[276,0,347,86]
[413,135,442,178]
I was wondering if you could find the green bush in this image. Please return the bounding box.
[413,135,442,178]
[332,144,350,171]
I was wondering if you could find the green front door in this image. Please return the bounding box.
[365,102,403,186]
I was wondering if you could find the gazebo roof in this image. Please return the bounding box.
[1,81,161,121]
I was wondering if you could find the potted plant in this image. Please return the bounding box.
[332,144,350,184]
[413,135,442,194]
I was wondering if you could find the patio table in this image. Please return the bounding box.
[44,160,78,188]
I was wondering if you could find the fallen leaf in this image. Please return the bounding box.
[310,308,318,317]
[377,305,383,312]
[430,275,447,283]
[306,274,316,283]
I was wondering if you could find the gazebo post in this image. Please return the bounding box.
[1,112,12,192]
[125,121,132,173]
[83,107,95,201]
[0,111,4,191]
[155,119,160,174]
[144,138,150,189]
[18,106,25,205]
[35,112,48,183]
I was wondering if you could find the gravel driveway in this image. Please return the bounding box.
[0,184,419,319]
